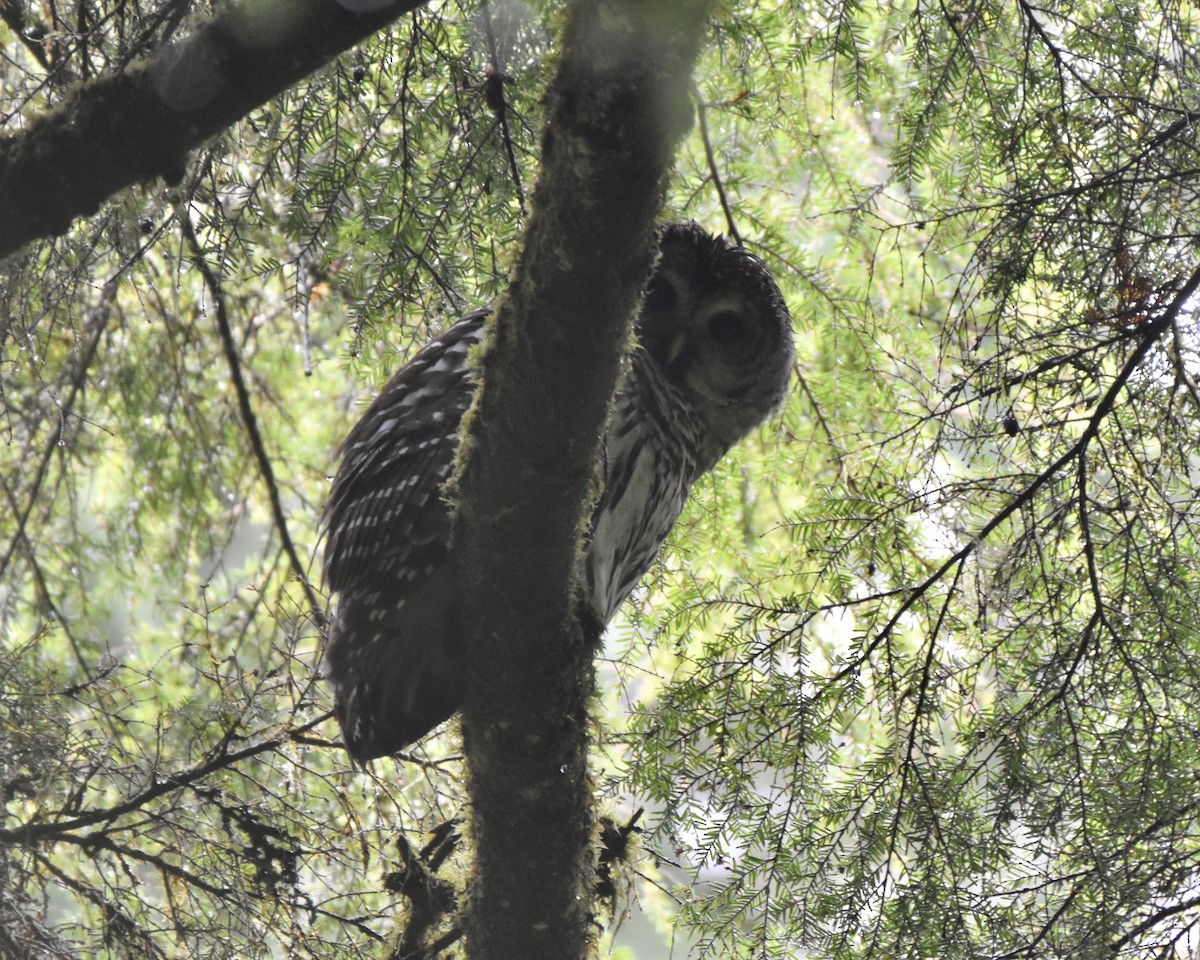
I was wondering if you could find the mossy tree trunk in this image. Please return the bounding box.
[450,2,713,957]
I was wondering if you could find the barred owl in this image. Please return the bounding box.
[322,221,794,762]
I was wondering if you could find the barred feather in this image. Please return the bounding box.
[322,223,793,762]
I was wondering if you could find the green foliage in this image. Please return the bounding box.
[5,0,1200,958]
[613,2,1200,958]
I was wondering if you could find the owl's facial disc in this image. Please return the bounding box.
[644,273,679,314]
[637,270,690,373]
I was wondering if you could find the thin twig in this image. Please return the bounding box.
[0,0,53,74]
[793,366,837,450]
[178,209,327,629]
[831,257,1200,687]
[33,853,171,959]
[0,281,113,584]
[54,832,235,898]
[482,2,526,217]
[0,474,88,671]
[693,85,741,245]
[0,710,332,843]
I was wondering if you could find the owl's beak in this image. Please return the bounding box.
[666,331,688,366]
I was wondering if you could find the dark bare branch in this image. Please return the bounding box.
[179,208,326,629]
[0,0,426,259]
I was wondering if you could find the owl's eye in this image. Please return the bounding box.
[707,310,747,345]
[644,275,678,313]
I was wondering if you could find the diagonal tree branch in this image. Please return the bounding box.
[0,280,113,584]
[694,87,741,245]
[451,2,713,957]
[0,711,330,844]
[0,0,426,259]
[831,257,1200,689]
[179,208,326,629]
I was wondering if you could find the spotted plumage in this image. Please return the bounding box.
[322,222,794,762]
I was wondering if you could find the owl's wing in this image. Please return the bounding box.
[322,308,488,593]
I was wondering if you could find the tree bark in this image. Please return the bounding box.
[450,1,712,958]
[0,0,423,259]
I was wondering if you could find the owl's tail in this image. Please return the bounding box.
[323,571,463,763]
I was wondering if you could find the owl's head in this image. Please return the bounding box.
[636,221,795,453]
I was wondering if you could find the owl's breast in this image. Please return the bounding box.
[583,381,699,624]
